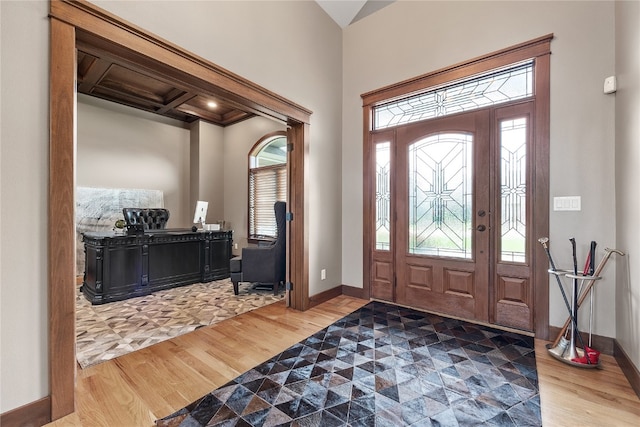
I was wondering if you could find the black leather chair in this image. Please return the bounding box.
[122,208,170,231]
[230,201,286,295]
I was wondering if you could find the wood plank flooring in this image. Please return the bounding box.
[47,295,640,426]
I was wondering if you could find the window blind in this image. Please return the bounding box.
[249,164,287,238]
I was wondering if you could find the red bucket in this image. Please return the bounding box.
[571,346,600,364]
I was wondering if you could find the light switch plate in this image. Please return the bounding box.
[554,196,581,211]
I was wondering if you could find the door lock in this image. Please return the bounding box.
[476,224,486,232]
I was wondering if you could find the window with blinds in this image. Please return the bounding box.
[249,165,287,238]
[248,132,288,240]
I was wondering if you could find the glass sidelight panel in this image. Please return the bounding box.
[375,142,391,250]
[500,117,527,262]
[408,133,473,258]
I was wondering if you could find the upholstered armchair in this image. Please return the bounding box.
[122,208,170,231]
[230,201,286,295]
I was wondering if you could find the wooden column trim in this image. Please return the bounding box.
[287,123,310,310]
[49,16,77,420]
[533,52,551,339]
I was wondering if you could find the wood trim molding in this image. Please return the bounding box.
[361,34,553,107]
[614,340,640,399]
[49,16,77,420]
[308,286,343,309]
[0,396,51,427]
[48,0,312,420]
[287,123,310,311]
[533,52,551,340]
[342,285,368,300]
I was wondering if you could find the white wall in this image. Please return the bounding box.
[77,95,192,226]
[0,0,342,413]
[192,120,225,223]
[615,0,640,372]
[342,1,617,337]
[0,0,49,413]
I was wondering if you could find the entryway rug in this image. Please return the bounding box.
[76,279,283,369]
[156,301,541,426]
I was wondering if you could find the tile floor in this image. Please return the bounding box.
[157,301,541,426]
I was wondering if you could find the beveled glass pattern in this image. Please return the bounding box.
[376,142,391,250]
[408,133,473,258]
[500,118,527,263]
[374,62,533,130]
[157,301,541,427]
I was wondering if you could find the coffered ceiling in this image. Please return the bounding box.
[76,46,254,127]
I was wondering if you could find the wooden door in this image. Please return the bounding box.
[395,110,491,322]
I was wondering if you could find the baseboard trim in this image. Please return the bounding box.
[547,326,613,355]
[307,285,343,309]
[341,285,367,299]
[0,396,51,427]
[614,339,640,399]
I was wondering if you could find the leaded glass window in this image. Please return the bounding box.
[500,117,527,262]
[374,62,533,130]
[408,133,473,258]
[375,142,391,250]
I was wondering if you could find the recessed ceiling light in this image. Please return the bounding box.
[206,101,217,109]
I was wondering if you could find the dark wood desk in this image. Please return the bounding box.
[81,229,232,304]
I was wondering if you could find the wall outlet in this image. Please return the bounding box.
[321,269,326,280]
[234,243,238,250]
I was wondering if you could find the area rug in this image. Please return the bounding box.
[157,301,541,426]
[76,279,284,369]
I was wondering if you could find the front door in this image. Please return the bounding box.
[395,110,491,322]
[369,102,536,330]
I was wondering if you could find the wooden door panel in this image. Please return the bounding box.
[371,255,393,301]
[495,275,531,330]
[444,269,474,297]
[402,264,477,319]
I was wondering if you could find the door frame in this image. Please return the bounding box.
[362,34,552,337]
[49,0,311,419]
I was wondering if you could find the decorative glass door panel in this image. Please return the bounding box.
[500,118,527,263]
[408,133,473,259]
[376,142,391,251]
[395,111,490,323]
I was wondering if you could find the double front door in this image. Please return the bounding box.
[369,103,535,331]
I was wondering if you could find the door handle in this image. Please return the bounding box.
[476,224,486,232]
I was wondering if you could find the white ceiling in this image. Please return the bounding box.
[315,0,395,28]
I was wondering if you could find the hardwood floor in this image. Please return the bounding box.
[47,295,639,427]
